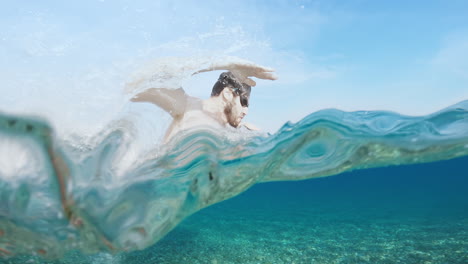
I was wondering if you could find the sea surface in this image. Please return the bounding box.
[1,100,467,264]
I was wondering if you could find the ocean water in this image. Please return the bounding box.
[1,100,467,264]
[117,156,468,264]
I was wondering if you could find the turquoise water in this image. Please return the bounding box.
[1,100,468,263]
[114,156,468,264]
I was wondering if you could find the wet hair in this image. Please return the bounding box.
[211,72,251,107]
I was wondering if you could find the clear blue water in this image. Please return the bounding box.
[7,155,466,263]
[1,100,467,263]
[124,155,468,264]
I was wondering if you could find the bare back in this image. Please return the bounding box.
[163,96,226,142]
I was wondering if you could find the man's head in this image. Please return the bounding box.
[211,72,251,128]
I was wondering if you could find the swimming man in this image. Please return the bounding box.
[130,61,277,142]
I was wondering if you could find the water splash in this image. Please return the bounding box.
[0,100,467,259]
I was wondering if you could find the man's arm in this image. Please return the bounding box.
[131,88,187,119]
[193,57,277,86]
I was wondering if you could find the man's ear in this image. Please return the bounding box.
[222,88,233,102]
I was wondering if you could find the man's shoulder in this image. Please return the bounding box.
[184,95,203,110]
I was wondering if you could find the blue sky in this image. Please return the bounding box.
[1,0,467,134]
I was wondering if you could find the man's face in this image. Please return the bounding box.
[224,91,249,128]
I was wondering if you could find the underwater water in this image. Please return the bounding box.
[1,100,468,263]
[116,155,468,264]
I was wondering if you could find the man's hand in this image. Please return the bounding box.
[193,57,277,86]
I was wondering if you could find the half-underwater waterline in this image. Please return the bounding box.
[1,100,467,263]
